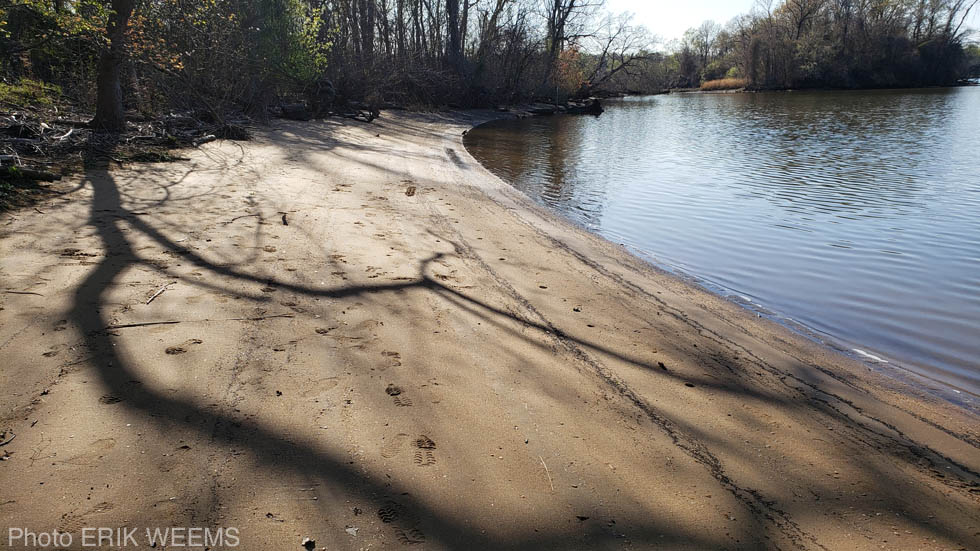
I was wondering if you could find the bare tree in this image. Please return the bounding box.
[543,0,604,96]
[581,12,653,94]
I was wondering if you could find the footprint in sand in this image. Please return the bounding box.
[385,384,413,407]
[377,499,426,545]
[380,350,402,369]
[395,527,427,545]
[301,377,339,398]
[393,395,412,407]
[165,339,203,355]
[381,433,410,459]
[413,435,437,467]
[58,502,114,533]
[55,438,116,467]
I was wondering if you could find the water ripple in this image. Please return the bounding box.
[465,88,980,395]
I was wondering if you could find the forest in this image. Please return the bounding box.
[0,0,978,132]
[643,0,980,91]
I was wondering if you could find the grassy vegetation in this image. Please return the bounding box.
[0,78,63,107]
[700,78,749,91]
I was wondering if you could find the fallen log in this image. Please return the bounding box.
[0,166,60,182]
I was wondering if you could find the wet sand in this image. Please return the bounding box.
[0,111,977,550]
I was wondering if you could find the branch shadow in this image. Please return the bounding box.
[67,134,732,549]
[62,120,980,550]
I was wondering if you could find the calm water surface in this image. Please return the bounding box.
[465,89,980,396]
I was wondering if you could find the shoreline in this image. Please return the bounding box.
[460,110,980,422]
[1,111,978,549]
[612,237,980,407]
[464,109,980,408]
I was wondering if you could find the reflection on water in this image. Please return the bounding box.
[465,88,980,396]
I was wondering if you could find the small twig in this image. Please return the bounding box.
[146,281,176,305]
[0,433,15,447]
[224,213,261,225]
[103,314,294,331]
[226,314,295,322]
[539,456,554,492]
[33,207,45,214]
[1,290,44,296]
[104,320,182,330]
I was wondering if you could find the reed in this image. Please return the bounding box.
[700,78,749,91]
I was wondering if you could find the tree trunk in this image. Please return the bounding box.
[446,0,462,72]
[359,0,375,63]
[396,0,406,60]
[91,0,135,132]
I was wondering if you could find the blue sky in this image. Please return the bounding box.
[606,0,980,44]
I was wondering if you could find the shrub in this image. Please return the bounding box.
[700,78,748,91]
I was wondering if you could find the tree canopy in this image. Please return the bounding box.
[1,0,977,130]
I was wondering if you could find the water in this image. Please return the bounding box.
[464,88,980,396]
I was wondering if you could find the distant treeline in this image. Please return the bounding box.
[0,1,977,131]
[618,0,980,91]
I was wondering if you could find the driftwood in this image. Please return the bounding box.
[0,110,253,200]
[0,166,60,182]
[528,103,558,115]
[192,134,217,147]
[18,169,60,181]
[566,98,603,115]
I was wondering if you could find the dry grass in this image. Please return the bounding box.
[700,78,749,91]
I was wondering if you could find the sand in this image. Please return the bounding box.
[0,111,978,550]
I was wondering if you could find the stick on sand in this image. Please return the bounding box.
[539,456,554,492]
[146,281,176,305]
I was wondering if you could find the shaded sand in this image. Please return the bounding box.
[0,112,977,550]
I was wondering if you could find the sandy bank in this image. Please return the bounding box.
[0,111,977,550]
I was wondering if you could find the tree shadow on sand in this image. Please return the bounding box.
[65,129,980,549]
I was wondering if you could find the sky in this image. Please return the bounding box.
[605,0,980,45]
[603,0,756,43]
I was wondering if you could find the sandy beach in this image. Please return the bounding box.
[1,111,978,550]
